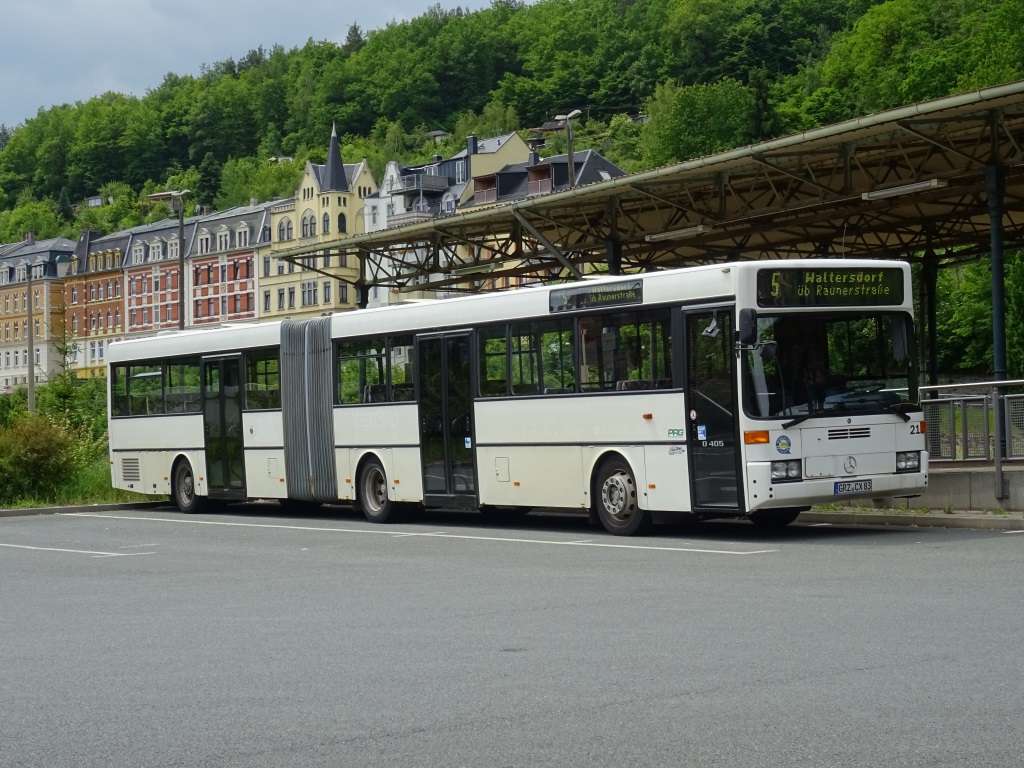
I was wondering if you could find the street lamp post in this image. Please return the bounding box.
[172,190,190,330]
[555,109,582,188]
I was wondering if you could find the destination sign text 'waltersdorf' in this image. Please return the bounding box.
[756,267,904,307]
[550,280,643,313]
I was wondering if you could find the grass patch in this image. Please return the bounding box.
[1,455,157,509]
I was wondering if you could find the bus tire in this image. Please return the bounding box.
[355,457,401,524]
[171,458,207,515]
[748,508,801,527]
[594,457,651,536]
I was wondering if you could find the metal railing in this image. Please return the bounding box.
[920,378,1024,498]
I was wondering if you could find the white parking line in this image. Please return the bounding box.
[0,542,155,558]
[1002,530,1024,534]
[64,513,778,556]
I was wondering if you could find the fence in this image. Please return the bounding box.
[920,379,1024,499]
[920,379,1024,461]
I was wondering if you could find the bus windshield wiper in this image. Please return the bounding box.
[781,410,827,429]
[782,402,911,428]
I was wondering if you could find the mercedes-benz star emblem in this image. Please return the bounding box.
[844,456,858,474]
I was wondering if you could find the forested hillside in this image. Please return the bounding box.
[1,0,1022,373]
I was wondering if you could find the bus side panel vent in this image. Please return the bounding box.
[281,317,339,502]
[121,457,141,484]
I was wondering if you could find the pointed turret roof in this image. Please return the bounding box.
[323,123,349,193]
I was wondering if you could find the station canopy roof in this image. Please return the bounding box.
[279,80,1024,293]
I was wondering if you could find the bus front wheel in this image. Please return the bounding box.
[355,458,401,524]
[594,457,651,536]
[172,459,207,514]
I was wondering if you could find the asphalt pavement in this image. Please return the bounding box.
[1,504,1022,767]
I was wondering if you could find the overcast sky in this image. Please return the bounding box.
[1,0,497,128]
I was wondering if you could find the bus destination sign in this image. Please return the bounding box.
[756,267,904,307]
[550,280,643,313]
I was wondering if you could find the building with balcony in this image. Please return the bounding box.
[363,132,530,306]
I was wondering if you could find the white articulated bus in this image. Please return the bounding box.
[107,259,928,535]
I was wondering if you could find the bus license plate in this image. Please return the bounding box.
[835,480,872,495]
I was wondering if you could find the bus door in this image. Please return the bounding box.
[685,309,741,510]
[201,355,247,499]
[416,332,477,508]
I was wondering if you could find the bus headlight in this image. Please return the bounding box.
[896,451,920,472]
[771,460,802,481]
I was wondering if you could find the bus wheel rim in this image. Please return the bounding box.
[601,472,635,522]
[365,466,386,513]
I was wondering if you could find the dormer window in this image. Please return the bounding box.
[168,239,179,260]
[217,228,230,251]
[443,194,455,214]
[132,244,144,264]
[198,231,211,255]
[456,160,466,184]
[150,242,162,261]
[236,227,249,248]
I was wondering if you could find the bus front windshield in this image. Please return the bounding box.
[742,312,914,421]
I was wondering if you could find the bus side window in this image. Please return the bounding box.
[111,365,129,416]
[479,325,509,397]
[388,335,415,402]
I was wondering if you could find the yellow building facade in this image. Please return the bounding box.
[262,128,378,320]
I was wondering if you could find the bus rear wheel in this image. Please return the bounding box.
[355,457,401,524]
[748,508,801,527]
[172,459,207,514]
[594,457,651,536]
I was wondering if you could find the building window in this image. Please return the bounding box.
[301,280,318,307]
[456,160,466,184]
[217,231,230,251]
[340,283,348,304]
[338,213,347,233]
[263,291,270,312]
[277,289,285,310]
[322,213,330,234]
[323,281,331,304]
[237,228,249,248]
[220,265,227,283]
[288,287,295,309]
[71,286,78,304]
[71,316,78,334]
[263,256,271,276]
[208,298,216,316]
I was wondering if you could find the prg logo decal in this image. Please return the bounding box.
[775,435,792,455]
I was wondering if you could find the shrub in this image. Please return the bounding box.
[0,414,86,505]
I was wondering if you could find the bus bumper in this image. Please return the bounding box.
[745,463,928,511]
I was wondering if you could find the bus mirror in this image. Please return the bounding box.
[759,341,778,360]
[893,316,909,360]
[738,308,758,345]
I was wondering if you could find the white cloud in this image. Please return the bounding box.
[0,0,493,126]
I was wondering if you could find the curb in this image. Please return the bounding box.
[3,502,1021,531]
[798,512,1024,530]
[0,501,171,519]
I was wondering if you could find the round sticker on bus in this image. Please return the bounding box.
[776,435,792,454]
